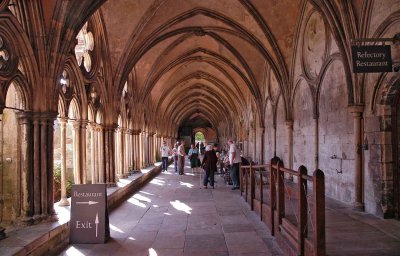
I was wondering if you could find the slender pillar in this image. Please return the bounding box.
[253,125,256,162]
[47,114,56,216]
[139,131,143,168]
[133,129,140,170]
[286,121,294,170]
[97,125,104,183]
[40,117,48,216]
[124,129,130,175]
[70,120,81,184]
[314,115,319,171]
[116,128,123,179]
[58,118,69,206]
[89,123,96,184]
[260,127,265,164]
[105,125,116,185]
[80,120,88,184]
[32,116,40,217]
[349,106,364,211]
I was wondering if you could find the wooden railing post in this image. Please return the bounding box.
[245,168,248,202]
[298,165,308,255]
[270,162,276,236]
[277,162,285,225]
[250,162,254,210]
[260,167,264,221]
[240,167,243,196]
[313,169,325,256]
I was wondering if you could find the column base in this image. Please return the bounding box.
[353,202,365,211]
[107,182,117,187]
[58,198,70,206]
[0,226,6,240]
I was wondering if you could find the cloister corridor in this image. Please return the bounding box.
[0,0,400,255]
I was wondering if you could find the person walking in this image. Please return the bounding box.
[201,144,218,189]
[188,144,199,173]
[160,141,170,172]
[172,142,179,173]
[178,140,186,175]
[229,139,241,190]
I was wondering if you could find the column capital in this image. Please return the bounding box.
[68,120,81,129]
[57,117,68,124]
[133,129,141,135]
[96,124,103,131]
[17,111,32,124]
[285,120,294,128]
[80,119,89,128]
[348,105,364,116]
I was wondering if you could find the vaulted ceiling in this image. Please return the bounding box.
[97,0,302,133]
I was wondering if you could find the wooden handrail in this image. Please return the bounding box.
[240,158,325,256]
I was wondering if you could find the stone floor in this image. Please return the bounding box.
[325,198,400,256]
[59,162,283,256]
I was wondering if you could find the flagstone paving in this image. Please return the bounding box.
[60,163,282,256]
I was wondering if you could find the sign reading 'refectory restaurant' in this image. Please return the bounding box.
[70,184,110,244]
[352,45,392,73]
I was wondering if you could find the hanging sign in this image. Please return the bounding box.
[70,184,110,244]
[352,45,392,73]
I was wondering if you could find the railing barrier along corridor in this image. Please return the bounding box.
[240,157,325,256]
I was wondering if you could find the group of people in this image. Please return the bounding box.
[159,139,242,190]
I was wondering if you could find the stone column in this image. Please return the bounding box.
[17,112,34,215]
[97,125,104,183]
[349,105,365,211]
[252,125,256,162]
[273,125,277,157]
[124,129,130,175]
[116,128,123,179]
[80,120,88,184]
[46,114,57,216]
[139,131,143,168]
[259,127,265,164]
[133,129,140,170]
[58,118,69,206]
[32,115,41,217]
[314,115,319,171]
[69,120,81,184]
[286,121,294,169]
[149,132,155,164]
[105,125,116,185]
[40,117,48,216]
[89,123,97,184]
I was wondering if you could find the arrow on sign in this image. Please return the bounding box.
[76,201,99,205]
[95,213,99,238]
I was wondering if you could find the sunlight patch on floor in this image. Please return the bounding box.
[133,193,151,202]
[150,178,165,186]
[65,246,85,256]
[127,197,146,208]
[139,191,154,195]
[110,224,125,233]
[180,181,194,188]
[149,248,158,256]
[170,200,192,214]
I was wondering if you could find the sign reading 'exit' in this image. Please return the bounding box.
[70,184,110,244]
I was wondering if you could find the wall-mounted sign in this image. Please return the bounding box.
[352,45,392,73]
[70,184,110,244]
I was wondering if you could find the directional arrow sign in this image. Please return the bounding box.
[70,184,109,244]
[76,201,99,205]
